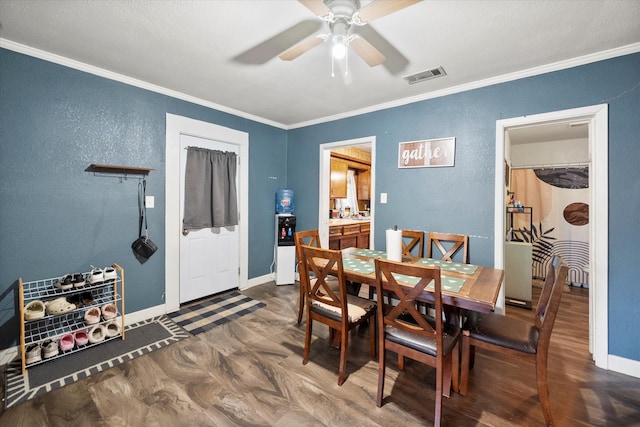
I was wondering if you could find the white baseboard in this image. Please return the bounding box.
[608,354,640,379]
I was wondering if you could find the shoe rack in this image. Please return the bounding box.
[18,264,125,375]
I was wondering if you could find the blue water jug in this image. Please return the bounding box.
[275,189,294,214]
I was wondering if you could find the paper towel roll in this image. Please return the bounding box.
[386,229,403,262]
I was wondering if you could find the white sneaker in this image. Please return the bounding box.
[54,274,74,290]
[86,266,104,286]
[88,324,107,344]
[103,265,118,283]
[25,343,42,364]
[42,339,59,358]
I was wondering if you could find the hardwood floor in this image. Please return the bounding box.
[2,281,639,426]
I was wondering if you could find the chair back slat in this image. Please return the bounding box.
[536,256,568,346]
[427,232,469,263]
[401,230,424,258]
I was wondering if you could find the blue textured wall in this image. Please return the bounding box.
[1,47,639,362]
[288,53,640,361]
[0,49,287,349]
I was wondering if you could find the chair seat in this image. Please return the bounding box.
[463,311,539,354]
[311,294,376,323]
[386,320,460,357]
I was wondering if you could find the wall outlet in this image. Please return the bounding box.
[380,193,387,204]
[146,196,154,208]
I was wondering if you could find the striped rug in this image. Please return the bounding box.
[4,315,188,409]
[167,290,266,335]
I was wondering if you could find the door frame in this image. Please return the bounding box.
[165,113,249,312]
[319,136,376,249]
[494,104,608,368]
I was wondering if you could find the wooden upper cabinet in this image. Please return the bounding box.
[357,170,371,200]
[330,158,348,199]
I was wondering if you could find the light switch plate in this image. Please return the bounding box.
[145,196,154,208]
[380,193,387,204]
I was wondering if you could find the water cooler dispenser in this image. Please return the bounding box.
[275,189,296,285]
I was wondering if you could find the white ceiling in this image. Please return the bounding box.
[1,0,639,129]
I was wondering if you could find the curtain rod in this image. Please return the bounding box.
[511,161,590,170]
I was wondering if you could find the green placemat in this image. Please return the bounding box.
[390,273,465,293]
[342,256,375,275]
[351,249,387,258]
[415,258,478,275]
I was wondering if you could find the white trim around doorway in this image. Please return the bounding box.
[165,114,249,313]
[495,104,608,370]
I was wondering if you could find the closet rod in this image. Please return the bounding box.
[511,161,590,170]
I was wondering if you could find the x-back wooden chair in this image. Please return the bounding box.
[374,258,460,426]
[402,229,425,258]
[427,231,469,263]
[294,229,322,324]
[299,244,377,385]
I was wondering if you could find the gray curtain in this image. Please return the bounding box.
[183,147,238,229]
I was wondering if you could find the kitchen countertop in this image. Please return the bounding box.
[329,218,371,226]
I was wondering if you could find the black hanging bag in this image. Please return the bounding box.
[132,178,158,260]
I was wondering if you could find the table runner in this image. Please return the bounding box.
[341,253,465,293]
[350,248,478,275]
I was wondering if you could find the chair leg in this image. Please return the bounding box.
[337,327,349,385]
[297,284,304,324]
[434,359,443,427]
[452,341,460,394]
[376,345,386,406]
[460,334,470,396]
[398,354,405,370]
[442,354,452,398]
[536,353,554,426]
[369,315,376,358]
[303,316,312,365]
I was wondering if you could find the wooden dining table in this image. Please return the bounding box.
[339,247,504,313]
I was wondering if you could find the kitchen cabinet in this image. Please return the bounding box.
[330,158,348,199]
[329,222,370,250]
[357,170,371,200]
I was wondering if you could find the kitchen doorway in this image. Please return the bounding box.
[319,136,376,249]
[495,104,608,369]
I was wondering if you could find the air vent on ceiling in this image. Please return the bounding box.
[403,66,447,85]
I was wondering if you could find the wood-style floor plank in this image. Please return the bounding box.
[2,281,639,426]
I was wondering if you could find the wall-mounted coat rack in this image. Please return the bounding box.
[86,164,153,182]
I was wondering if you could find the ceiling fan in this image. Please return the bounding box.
[234,0,421,75]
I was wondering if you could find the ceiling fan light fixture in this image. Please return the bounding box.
[332,35,348,59]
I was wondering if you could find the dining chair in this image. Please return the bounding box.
[459,255,568,426]
[299,244,377,385]
[427,232,469,263]
[373,258,460,426]
[294,230,323,324]
[402,229,425,258]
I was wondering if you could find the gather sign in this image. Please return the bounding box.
[398,137,456,168]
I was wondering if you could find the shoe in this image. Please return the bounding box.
[45,297,76,315]
[105,320,121,338]
[88,324,107,344]
[71,272,85,288]
[81,292,94,306]
[24,300,46,321]
[74,330,89,346]
[42,339,59,358]
[86,266,104,286]
[25,343,42,364]
[101,303,117,320]
[59,333,75,352]
[54,274,74,290]
[84,307,101,325]
[103,265,117,283]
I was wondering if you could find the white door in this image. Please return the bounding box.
[179,134,239,303]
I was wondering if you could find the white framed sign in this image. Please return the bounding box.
[398,137,456,168]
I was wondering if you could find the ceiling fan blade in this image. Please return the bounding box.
[355,25,409,74]
[233,20,322,64]
[298,0,332,17]
[279,35,325,61]
[357,0,422,23]
[350,36,386,67]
